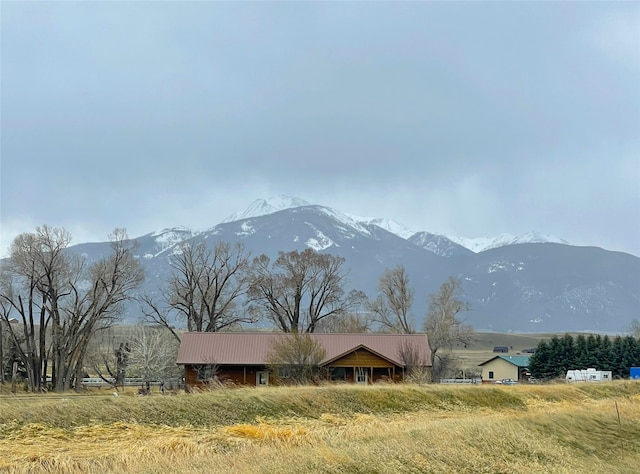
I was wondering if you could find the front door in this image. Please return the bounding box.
[356,367,368,384]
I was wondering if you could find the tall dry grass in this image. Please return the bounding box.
[1,382,639,473]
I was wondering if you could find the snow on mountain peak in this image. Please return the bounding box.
[220,197,570,254]
[447,231,569,253]
[223,195,311,223]
[348,215,416,239]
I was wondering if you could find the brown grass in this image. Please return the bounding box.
[1,382,639,473]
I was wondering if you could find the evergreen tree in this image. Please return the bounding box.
[611,336,626,378]
[574,334,588,369]
[560,334,576,371]
[583,334,600,368]
[547,336,567,378]
[621,336,640,376]
[529,340,558,380]
[598,335,613,372]
[528,341,546,379]
[530,333,640,381]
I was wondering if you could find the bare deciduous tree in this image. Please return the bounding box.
[398,339,431,383]
[316,311,372,333]
[248,249,354,333]
[84,327,131,389]
[368,265,415,334]
[0,227,70,391]
[0,320,4,385]
[140,295,182,342]
[266,333,327,384]
[0,226,144,391]
[423,276,473,382]
[144,241,253,336]
[128,325,181,392]
[0,318,10,384]
[316,290,371,333]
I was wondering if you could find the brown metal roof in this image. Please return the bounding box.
[176,332,431,367]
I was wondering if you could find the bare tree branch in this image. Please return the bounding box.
[368,265,415,334]
[423,277,474,381]
[162,241,254,333]
[248,249,354,333]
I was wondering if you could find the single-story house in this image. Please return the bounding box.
[176,332,431,388]
[478,355,531,383]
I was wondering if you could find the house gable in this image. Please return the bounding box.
[479,355,530,368]
[324,346,397,368]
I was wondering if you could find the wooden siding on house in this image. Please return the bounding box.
[184,348,403,387]
[185,365,267,388]
[329,348,395,368]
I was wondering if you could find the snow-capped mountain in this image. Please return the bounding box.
[222,196,310,223]
[52,196,639,333]
[220,195,570,255]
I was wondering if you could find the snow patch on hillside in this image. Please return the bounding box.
[306,231,335,251]
[145,227,201,257]
[236,221,256,236]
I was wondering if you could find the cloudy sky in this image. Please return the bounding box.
[2,2,639,257]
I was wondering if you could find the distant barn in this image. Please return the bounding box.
[493,346,509,353]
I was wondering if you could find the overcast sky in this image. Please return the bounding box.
[1,2,639,257]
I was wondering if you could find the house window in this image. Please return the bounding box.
[330,367,346,382]
[488,371,494,379]
[256,371,269,386]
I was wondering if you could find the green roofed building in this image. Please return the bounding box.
[478,355,531,384]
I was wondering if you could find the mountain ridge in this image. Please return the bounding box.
[9,197,637,333]
[110,199,639,333]
[174,195,578,257]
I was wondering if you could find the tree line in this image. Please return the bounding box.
[528,333,640,380]
[0,226,472,391]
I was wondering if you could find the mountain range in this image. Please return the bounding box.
[69,196,640,333]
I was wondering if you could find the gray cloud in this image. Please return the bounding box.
[1,2,639,255]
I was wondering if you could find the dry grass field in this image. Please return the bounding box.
[1,381,640,473]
